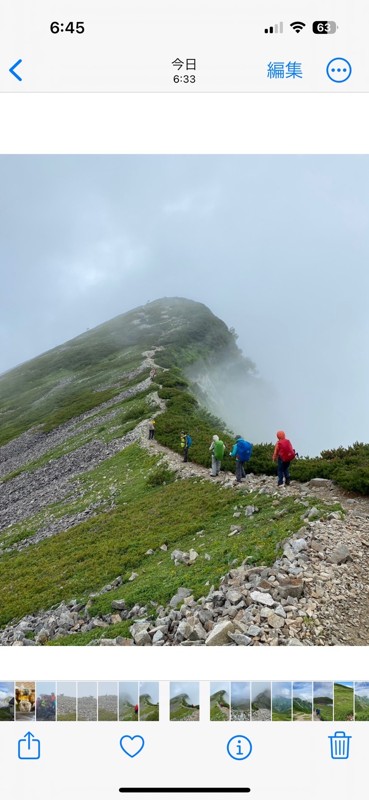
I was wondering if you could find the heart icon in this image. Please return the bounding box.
[119,735,145,758]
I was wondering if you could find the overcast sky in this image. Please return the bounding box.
[1,155,368,455]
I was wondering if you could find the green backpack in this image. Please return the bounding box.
[214,439,225,459]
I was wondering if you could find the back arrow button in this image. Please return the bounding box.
[9,59,23,81]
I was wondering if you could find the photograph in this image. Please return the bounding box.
[98,681,118,721]
[36,681,56,721]
[210,682,230,721]
[231,682,251,721]
[1,156,369,648]
[293,682,313,721]
[313,682,333,722]
[15,682,36,722]
[272,682,292,722]
[139,682,159,721]
[251,682,271,721]
[57,682,77,722]
[354,682,369,721]
[77,682,98,722]
[170,682,199,721]
[334,682,354,722]
[119,682,139,722]
[0,682,14,721]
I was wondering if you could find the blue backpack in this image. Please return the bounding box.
[186,435,192,447]
[236,439,253,461]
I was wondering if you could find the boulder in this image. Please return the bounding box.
[328,545,352,565]
[205,620,235,646]
[308,478,334,488]
[278,577,304,599]
[250,591,275,607]
[134,630,152,646]
[228,632,252,645]
[111,600,126,611]
[169,587,192,608]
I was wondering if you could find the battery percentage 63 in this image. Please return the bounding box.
[312,21,338,34]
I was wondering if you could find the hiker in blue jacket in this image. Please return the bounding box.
[180,431,192,462]
[230,435,253,482]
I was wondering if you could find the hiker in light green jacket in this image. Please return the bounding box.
[209,434,225,477]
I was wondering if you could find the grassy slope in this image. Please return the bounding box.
[0,442,333,640]
[0,297,364,646]
[334,684,354,721]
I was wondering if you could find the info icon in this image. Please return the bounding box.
[326,57,352,83]
[226,735,252,761]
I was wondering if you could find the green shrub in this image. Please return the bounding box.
[147,467,176,486]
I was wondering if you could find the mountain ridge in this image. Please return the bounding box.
[1,297,369,648]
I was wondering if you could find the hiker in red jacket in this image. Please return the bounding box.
[272,430,295,487]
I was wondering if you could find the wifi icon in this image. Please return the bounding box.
[290,21,306,32]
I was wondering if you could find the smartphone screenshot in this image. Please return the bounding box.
[0,2,368,798]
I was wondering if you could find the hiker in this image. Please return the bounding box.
[148,419,156,440]
[180,431,192,462]
[209,434,225,476]
[314,708,322,721]
[150,368,156,379]
[229,435,253,482]
[272,430,296,487]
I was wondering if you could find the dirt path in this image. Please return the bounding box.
[139,426,369,645]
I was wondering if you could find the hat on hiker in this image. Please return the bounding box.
[235,435,242,440]
[212,435,219,442]
[276,430,285,439]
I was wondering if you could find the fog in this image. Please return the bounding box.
[211,681,230,699]
[231,682,251,703]
[1,155,369,455]
[140,682,159,703]
[119,682,138,704]
[170,682,199,704]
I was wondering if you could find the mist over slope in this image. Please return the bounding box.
[0,296,266,448]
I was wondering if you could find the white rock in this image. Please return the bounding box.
[250,591,275,607]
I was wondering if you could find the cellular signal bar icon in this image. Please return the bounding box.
[264,22,284,34]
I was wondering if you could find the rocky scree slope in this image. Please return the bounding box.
[1,298,369,646]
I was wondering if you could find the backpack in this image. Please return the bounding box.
[278,439,295,462]
[186,435,192,447]
[214,439,225,460]
[236,439,253,462]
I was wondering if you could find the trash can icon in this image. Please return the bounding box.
[329,731,351,760]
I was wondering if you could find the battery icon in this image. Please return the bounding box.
[313,21,337,34]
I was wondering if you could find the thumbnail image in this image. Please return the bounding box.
[210,682,230,721]
[1,156,369,648]
[334,682,354,722]
[15,682,36,722]
[119,682,139,721]
[36,682,56,721]
[77,682,97,722]
[354,682,369,721]
[313,682,333,721]
[170,682,199,721]
[251,682,271,721]
[139,682,159,721]
[0,682,14,721]
[272,682,292,721]
[57,682,77,721]
[293,682,312,721]
[98,682,118,721]
[231,682,250,721]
